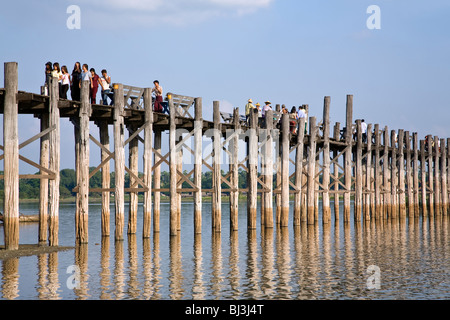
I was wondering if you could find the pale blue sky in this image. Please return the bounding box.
[1,0,450,171]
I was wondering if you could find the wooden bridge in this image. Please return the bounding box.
[1,62,449,250]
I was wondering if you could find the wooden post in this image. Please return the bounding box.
[420,140,428,217]
[177,134,183,231]
[280,113,290,227]
[194,98,203,234]
[153,130,162,233]
[434,136,441,215]
[3,62,20,250]
[391,130,398,219]
[365,124,373,221]
[39,113,49,243]
[294,117,306,226]
[263,109,274,228]
[413,133,420,217]
[322,97,331,224]
[99,121,110,237]
[383,127,391,219]
[247,108,258,229]
[307,117,317,225]
[405,131,414,218]
[143,88,153,238]
[212,101,222,232]
[275,106,281,224]
[427,136,434,217]
[398,130,406,219]
[168,93,178,236]
[75,80,90,244]
[229,108,240,231]
[440,138,447,216]
[447,138,450,216]
[333,123,340,221]
[48,77,60,246]
[374,125,381,220]
[355,120,363,223]
[113,84,125,241]
[127,124,139,235]
[344,95,353,222]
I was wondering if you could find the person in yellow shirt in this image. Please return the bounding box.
[245,99,255,124]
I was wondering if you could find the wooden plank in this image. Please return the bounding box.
[143,88,153,238]
[344,95,353,222]
[398,130,406,218]
[113,84,126,241]
[263,109,274,228]
[280,113,290,227]
[322,97,331,224]
[99,121,110,237]
[247,108,258,229]
[39,113,49,243]
[212,101,222,232]
[194,98,203,234]
[420,140,428,217]
[230,107,240,231]
[307,117,317,225]
[355,120,363,222]
[169,93,178,236]
[3,62,20,250]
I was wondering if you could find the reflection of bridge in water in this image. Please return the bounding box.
[1,61,449,250]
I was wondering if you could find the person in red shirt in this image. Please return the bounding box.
[90,68,100,104]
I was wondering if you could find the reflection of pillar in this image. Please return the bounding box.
[127,234,139,299]
[246,229,260,299]
[1,258,19,300]
[192,234,205,300]
[169,235,183,299]
[142,238,153,300]
[114,240,125,299]
[261,228,274,297]
[75,244,89,299]
[152,232,162,300]
[229,231,240,299]
[37,254,49,299]
[211,232,223,298]
[100,237,111,300]
[47,252,60,300]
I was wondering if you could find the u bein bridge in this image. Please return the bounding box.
[1,62,449,250]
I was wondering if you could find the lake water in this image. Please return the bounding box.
[0,201,449,300]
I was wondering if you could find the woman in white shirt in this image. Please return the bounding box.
[60,65,71,99]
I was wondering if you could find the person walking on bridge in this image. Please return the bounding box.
[245,99,255,124]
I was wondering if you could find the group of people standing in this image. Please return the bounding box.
[45,61,114,106]
[244,99,308,134]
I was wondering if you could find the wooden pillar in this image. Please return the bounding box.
[398,130,406,219]
[263,109,274,228]
[391,130,398,219]
[333,123,340,221]
[280,113,290,227]
[168,93,178,236]
[440,138,447,216]
[247,108,258,229]
[113,84,125,241]
[374,125,381,220]
[427,136,434,217]
[39,113,49,243]
[275,107,282,224]
[355,120,363,223]
[229,108,240,231]
[143,88,153,238]
[447,138,450,216]
[405,131,414,218]
[383,127,391,219]
[322,97,331,224]
[153,130,162,233]
[307,117,317,224]
[365,124,373,221]
[420,140,428,217]
[294,117,306,226]
[75,80,91,244]
[48,77,60,246]
[212,101,222,232]
[99,121,110,237]
[176,134,183,231]
[344,95,353,222]
[194,97,203,234]
[413,133,420,217]
[434,136,441,215]
[127,124,139,235]
[3,62,20,250]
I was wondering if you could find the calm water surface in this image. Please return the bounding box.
[0,201,449,300]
